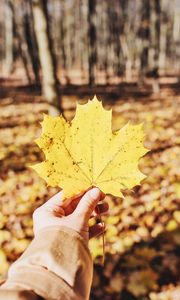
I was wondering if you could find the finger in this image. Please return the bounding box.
[41,191,65,216]
[61,189,87,208]
[45,189,87,210]
[43,190,83,216]
[53,192,88,216]
[89,223,105,239]
[90,202,109,218]
[53,208,65,217]
[95,202,109,215]
[40,191,63,211]
[74,187,103,221]
[43,191,63,206]
[63,196,81,216]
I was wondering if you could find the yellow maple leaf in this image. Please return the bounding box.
[31,96,148,199]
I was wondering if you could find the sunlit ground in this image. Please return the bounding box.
[0,75,180,299]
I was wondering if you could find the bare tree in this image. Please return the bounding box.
[32,0,59,109]
[1,0,180,85]
[139,0,150,80]
[24,0,40,84]
[158,11,167,73]
[4,0,13,75]
[149,0,160,75]
[88,0,96,86]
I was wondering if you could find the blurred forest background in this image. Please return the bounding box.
[0,0,180,299]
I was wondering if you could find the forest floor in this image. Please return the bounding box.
[0,77,180,300]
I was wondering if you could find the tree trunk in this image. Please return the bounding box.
[88,0,96,86]
[12,0,32,83]
[149,0,160,75]
[59,0,66,71]
[173,9,180,78]
[32,0,59,109]
[25,0,40,84]
[158,1,168,74]
[4,0,13,75]
[139,0,150,80]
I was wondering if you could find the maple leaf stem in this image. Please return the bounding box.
[101,219,105,266]
[96,207,105,266]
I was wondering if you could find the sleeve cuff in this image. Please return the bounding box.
[3,226,93,300]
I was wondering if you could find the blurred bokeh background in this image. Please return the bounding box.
[0,0,180,299]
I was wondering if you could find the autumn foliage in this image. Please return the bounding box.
[0,84,180,300]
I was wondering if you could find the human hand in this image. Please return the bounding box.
[33,187,109,241]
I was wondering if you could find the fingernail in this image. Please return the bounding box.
[89,187,101,199]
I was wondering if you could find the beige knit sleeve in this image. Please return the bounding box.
[0,226,93,300]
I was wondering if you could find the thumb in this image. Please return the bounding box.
[74,187,102,221]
